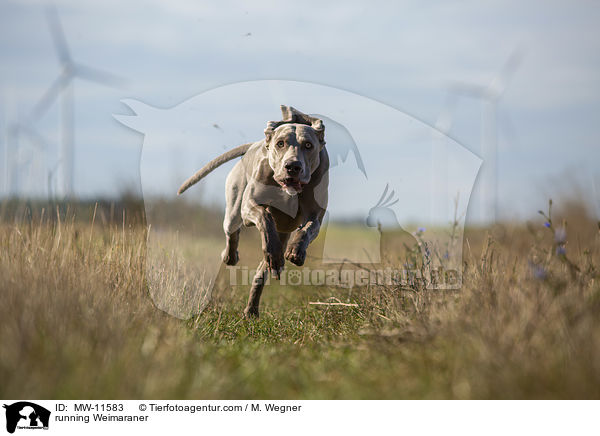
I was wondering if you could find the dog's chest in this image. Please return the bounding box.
[268,205,304,233]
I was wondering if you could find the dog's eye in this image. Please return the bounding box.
[305,142,313,149]
[276,141,285,148]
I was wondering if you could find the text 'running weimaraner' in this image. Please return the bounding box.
[178,106,329,318]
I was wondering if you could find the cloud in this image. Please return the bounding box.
[1,0,599,220]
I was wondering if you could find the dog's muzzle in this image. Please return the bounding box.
[279,159,305,193]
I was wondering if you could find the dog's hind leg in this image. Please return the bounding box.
[222,162,245,265]
[222,228,240,265]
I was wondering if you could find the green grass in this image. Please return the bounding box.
[1,201,600,399]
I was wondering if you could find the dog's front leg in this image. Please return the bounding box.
[244,233,289,319]
[244,205,284,277]
[285,214,322,266]
[244,260,268,318]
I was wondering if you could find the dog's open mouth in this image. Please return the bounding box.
[280,178,304,193]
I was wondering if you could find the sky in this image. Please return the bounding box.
[1,0,599,224]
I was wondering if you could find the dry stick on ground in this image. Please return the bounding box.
[309,297,359,307]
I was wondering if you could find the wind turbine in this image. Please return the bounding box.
[436,50,522,223]
[30,5,124,198]
[47,159,61,200]
[11,122,55,198]
[1,89,21,198]
[5,124,20,197]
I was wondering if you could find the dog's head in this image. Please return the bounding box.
[264,106,325,195]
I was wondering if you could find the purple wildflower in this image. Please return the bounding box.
[529,261,547,280]
[544,222,551,228]
[534,267,547,280]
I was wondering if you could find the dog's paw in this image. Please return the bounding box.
[263,238,284,278]
[285,243,306,266]
[264,250,284,278]
[221,248,239,266]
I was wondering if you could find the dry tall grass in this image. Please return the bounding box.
[0,200,599,399]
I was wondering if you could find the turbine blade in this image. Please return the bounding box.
[74,64,128,88]
[489,49,523,96]
[45,5,71,64]
[18,124,50,150]
[30,72,70,120]
[500,49,523,80]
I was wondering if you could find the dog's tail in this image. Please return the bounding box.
[177,143,253,195]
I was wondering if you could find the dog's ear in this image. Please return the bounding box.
[264,120,279,146]
[311,118,325,146]
[280,105,295,122]
[280,105,326,146]
[280,105,310,123]
[266,106,326,147]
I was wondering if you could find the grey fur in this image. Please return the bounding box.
[177,142,253,195]
[178,105,329,318]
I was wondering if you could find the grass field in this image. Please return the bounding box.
[1,199,599,399]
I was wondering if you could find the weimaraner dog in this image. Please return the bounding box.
[178,106,329,318]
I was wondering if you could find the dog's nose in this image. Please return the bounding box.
[284,160,302,175]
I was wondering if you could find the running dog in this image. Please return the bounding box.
[178,106,329,318]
